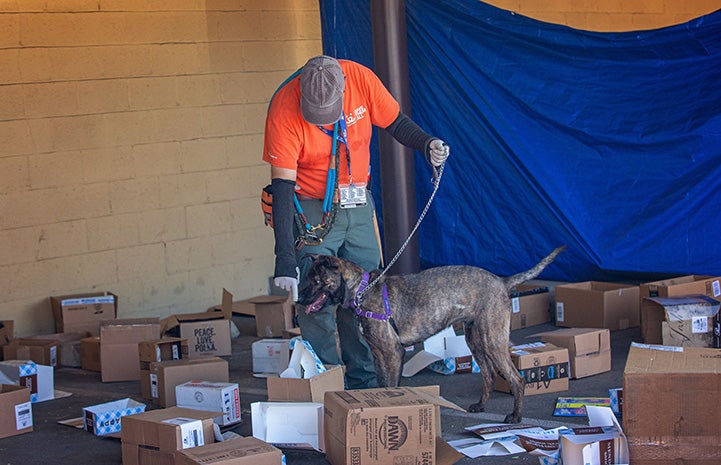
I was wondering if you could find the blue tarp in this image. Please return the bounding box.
[319,0,721,282]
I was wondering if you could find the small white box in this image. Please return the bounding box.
[251,401,324,452]
[175,380,241,426]
[252,339,291,374]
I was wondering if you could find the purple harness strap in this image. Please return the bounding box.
[350,272,392,321]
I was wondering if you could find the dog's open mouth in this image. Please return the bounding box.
[305,292,328,314]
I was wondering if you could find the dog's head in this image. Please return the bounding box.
[297,255,347,314]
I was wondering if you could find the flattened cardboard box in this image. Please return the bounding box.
[0,384,32,439]
[100,318,160,382]
[536,328,611,378]
[623,344,721,464]
[494,342,570,396]
[555,281,640,330]
[50,292,118,336]
[141,356,229,407]
[324,386,464,465]
[642,295,720,346]
[121,406,218,465]
[510,285,551,330]
[175,436,283,465]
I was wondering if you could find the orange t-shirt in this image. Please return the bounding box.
[263,60,400,199]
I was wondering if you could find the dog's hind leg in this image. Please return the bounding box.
[486,342,524,423]
[464,324,495,413]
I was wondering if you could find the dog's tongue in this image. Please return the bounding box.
[305,293,328,314]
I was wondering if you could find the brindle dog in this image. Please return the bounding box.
[297,246,565,423]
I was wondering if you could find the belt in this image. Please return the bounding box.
[296,193,322,201]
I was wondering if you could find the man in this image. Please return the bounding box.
[263,55,449,388]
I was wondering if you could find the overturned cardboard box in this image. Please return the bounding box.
[555,281,639,330]
[121,406,219,465]
[641,295,720,347]
[3,338,60,367]
[100,318,160,383]
[161,289,234,358]
[141,356,229,407]
[175,436,283,465]
[324,386,464,465]
[510,285,551,330]
[536,328,611,378]
[494,342,570,396]
[623,343,721,464]
[50,292,118,336]
[0,384,32,439]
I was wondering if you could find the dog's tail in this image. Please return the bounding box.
[503,245,566,290]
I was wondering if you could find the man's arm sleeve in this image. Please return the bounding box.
[271,178,298,278]
[383,112,437,155]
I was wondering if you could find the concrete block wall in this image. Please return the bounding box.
[485,0,720,31]
[0,0,322,336]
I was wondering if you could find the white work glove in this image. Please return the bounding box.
[274,267,299,301]
[427,139,450,167]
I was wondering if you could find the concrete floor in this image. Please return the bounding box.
[0,312,638,465]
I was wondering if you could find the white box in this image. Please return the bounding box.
[402,327,479,376]
[175,380,241,426]
[252,339,291,374]
[0,361,54,403]
[250,401,324,452]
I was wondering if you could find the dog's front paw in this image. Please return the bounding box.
[503,413,522,424]
[468,402,485,413]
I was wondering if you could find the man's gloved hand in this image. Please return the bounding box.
[274,267,299,302]
[427,139,450,167]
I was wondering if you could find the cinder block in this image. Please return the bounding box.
[186,202,232,238]
[81,147,135,183]
[0,227,38,267]
[109,178,162,214]
[116,243,166,281]
[164,237,213,274]
[87,213,140,252]
[179,138,227,173]
[0,120,35,157]
[0,156,29,193]
[138,207,186,244]
[0,85,24,120]
[37,219,89,260]
[77,79,130,114]
[132,142,181,176]
[128,77,177,110]
[175,75,221,107]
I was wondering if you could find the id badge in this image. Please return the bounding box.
[339,183,367,209]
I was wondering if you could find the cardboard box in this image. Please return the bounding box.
[161,313,231,358]
[121,406,218,465]
[623,343,721,464]
[174,436,283,465]
[642,295,720,346]
[175,380,241,426]
[537,328,611,378]
[142,357,229,407]
[3,338,60,367]
[250,294,295,338]
[558,406,628,465]
[510,285,551,330]
[555,281,640,330]
[251,401,324,451]
[323,386,465,465]
[100,318,160,382]
[402,327,479,377]
[139,337,188,368]
[83,398,146,436]
[283,327,302,339]
[50,292,118,336]
[267,365,345,403]
[0,360,54,403]
[0,321,14,360]
[252,339,291,374]
[494,342,570,396]
[80,336,101,372]
[0,385,32,439]
[26,332,88,367]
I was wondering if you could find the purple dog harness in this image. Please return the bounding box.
[350,272,392,321]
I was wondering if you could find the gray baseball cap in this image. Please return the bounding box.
[300,55,345,125]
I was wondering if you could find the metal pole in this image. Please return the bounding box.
[370,0,420,275]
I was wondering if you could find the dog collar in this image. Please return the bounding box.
[351,272,392,321]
